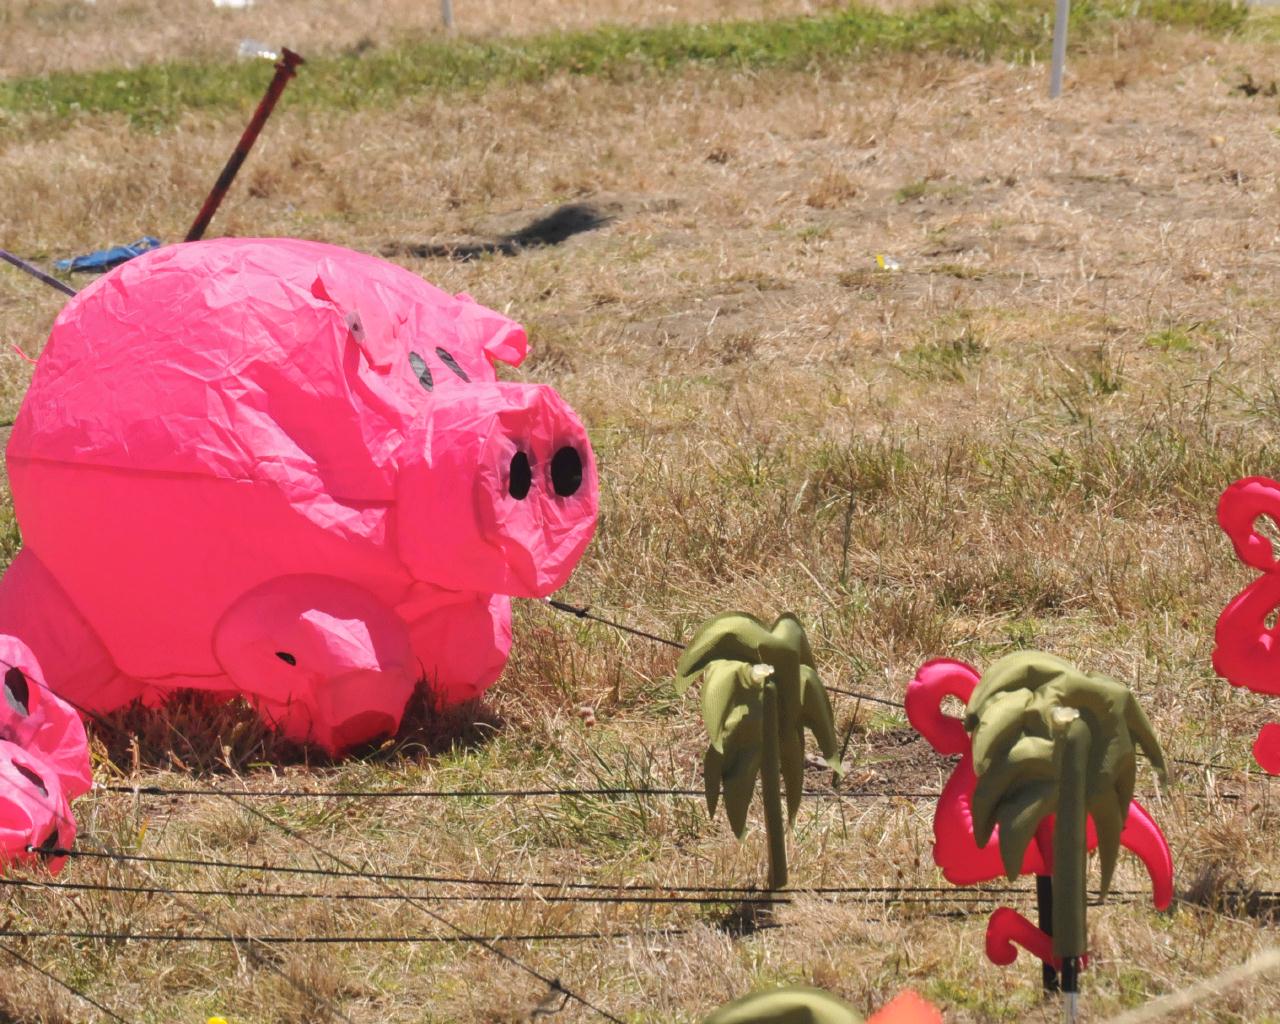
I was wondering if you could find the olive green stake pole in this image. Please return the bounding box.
[1052,706,1088,1023]
[759,669,787,890]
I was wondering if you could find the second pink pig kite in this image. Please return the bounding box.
[2,238,599,754]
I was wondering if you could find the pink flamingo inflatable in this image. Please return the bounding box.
[906,659,1173,969]
[1214,477,1280,773]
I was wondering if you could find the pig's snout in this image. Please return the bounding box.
[506,444,583,501]
[398,382,598,598]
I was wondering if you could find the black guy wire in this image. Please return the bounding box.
[0,876,782,906]
[99,783,941,799]
[545,598,906,707]
[95,780,1243,804]
[0,928,692,946]
[0,898,1157,947]
[2,875,1152,907]
[541,598,1280,754]
[29,849,1151,899]
[546,598,682,648]
[7,729,357,1024]
[0,940,135,1024]
[220,791,628,1024]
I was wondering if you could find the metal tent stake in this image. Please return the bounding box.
[1050,0,1070,98]
[1061,957,1080,1023]
[185,48,305,243]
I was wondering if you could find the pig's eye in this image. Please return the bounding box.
[551,447,583,497]
[14,761,47,797]
[436,348,470,382]
[509,452,533,500]
[3,667,29,716]
[409,352,434,392]
[276,652,298,666]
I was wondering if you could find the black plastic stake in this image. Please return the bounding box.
[1060,955,1080,1023]
[185,49,305,243]
[1037,874,1060,993]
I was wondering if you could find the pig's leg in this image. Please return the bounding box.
[214,574,419,754]
[0,549,142,715]
[402,593,512,705]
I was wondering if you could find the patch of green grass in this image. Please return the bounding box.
[901,330,987,382]
[894,179,932,203]
[930,262,985,279]
[0,0,1248,126]
[1129,0,1249,33]
[1144,321,1219,352]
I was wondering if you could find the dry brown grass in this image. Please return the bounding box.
[2,5,1280,1023]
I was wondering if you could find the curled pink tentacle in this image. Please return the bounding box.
[1218,477,1280,573]
[905,658,979,755]
[1119,799,1174,910]
[1213,573,1280,696]
[1254,723,1280,775]
[985,907,1058,968]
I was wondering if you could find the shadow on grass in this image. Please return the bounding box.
[90,685,505,777]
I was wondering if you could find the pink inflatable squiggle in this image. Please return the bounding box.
[1213,477,1280,774]
[906,658,1173,966]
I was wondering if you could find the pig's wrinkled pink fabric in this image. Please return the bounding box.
[0,639,88,873]
[907,657,1173,967]
[1213,477,1280,774]
[2,238,598,754]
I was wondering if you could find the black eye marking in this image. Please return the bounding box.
[4,667,30,716]
[276,652,298,666]
[509,452,532,500]
[436,348,470,382]
[14,762,46,797]
[551,447,583,498]
[409,351,434,392]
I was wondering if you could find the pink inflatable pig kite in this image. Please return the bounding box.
[1,637,91,873]
[1,238,598,754]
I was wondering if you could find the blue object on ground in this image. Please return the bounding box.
[55,236,163,273]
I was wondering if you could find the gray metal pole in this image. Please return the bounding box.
[441,0,454,31]
[1050,0,1070,98]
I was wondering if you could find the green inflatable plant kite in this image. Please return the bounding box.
[702,986,941,1024]
[964,651,1167,994]
[676,612,842,889]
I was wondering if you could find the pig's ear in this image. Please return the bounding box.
[312,260,406,372]
[454,291,528,368]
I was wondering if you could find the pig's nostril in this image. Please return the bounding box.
[508,452,533,500]
[551,447,583,497]
[14,762,47,797]
[4,667,30,716]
